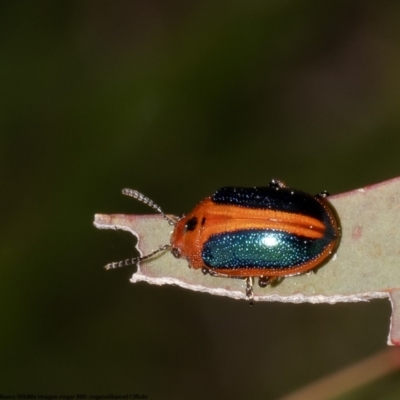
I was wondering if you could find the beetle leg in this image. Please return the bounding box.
[208,270,223,277]
[245,277,254,300]
[317,190,330,198]
[269,179,287,189]
[258,276,277,288]
[202,268,232,279]
[203,269,254,300]
[202,269,263,301]
[205,269,253,282]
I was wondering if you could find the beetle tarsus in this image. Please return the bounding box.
[245,277,254,301]
[317,190,330,198]
[269,179,287,189]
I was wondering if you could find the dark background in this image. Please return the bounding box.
[1,1,400,398]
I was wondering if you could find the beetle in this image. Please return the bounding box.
[105,179,341,300]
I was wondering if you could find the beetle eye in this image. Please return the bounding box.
[171,248,181,258]
[185,216,198,232]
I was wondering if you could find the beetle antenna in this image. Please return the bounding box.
[104,244,172,270]
[122,188,176,226]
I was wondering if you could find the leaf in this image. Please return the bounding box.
[94,177,400,345]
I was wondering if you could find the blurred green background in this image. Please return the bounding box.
[1,0,400,398]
